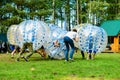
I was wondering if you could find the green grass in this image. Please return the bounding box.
[0,52,120,80]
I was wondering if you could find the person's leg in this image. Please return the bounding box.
[36,49,46,59]
[91,53,95,60]
[25,52,33,60]
[42,49,46,59]
[74,47,78,53]
[36,49,43,57]
[69,40,74,60]
[25,43,33,61]
[11,46,19,58]
[89,54,91,59]
[11,49,16,58]
[88,50,92,60]
[81,50,85,59]
[16,48,24,61]
[87,53,90,60]
[92,51,96,60]
[64,42,69,61]
[64,37,69,61]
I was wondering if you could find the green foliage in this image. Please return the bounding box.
[0,0,52,33]
[0,0,120,33]
[86,1,110,24]
[0,53,120,80]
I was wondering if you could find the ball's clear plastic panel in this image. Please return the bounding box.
[7,25,18,45]
[45,24,67,59]
[16,20,47,50]
[78,24,108,53]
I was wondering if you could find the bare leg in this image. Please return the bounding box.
[24,43,33,61]
[11,49,16,58]
[25,52,33,61]
[16,48,24,61]
[36,50,43,57]
[42,50,46,59]
[92,53,95,60]
[36,49,46,59]
[87,53,90,60]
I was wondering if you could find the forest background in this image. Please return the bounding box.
[0,0,120,33]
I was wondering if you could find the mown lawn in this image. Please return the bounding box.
[0,52,120,80]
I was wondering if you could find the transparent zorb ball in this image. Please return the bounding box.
[45,24,67,59]
[78,24,108,53]
[16,20,47,50]
[7,25,18,45]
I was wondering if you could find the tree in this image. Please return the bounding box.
[64,0,70,31]
[86,0,109,25]
[0,0,52,33]
[106,0,120,20]
[0,0,120,33]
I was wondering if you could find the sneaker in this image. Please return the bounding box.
[23,57,29,62]
[65,60,68,62]
[69,58,74,61]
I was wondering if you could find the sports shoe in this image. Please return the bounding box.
[23,56,29,62]
[69,58,74,61]
[65,60,68,62]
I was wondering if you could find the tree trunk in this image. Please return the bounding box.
[76,0,79,25]
[65,0,70,31]
[52,0,55,24]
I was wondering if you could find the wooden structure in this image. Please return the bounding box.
[110,34,120,52]
[101,20,120,52]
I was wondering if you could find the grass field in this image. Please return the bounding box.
[0,52,120,80]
